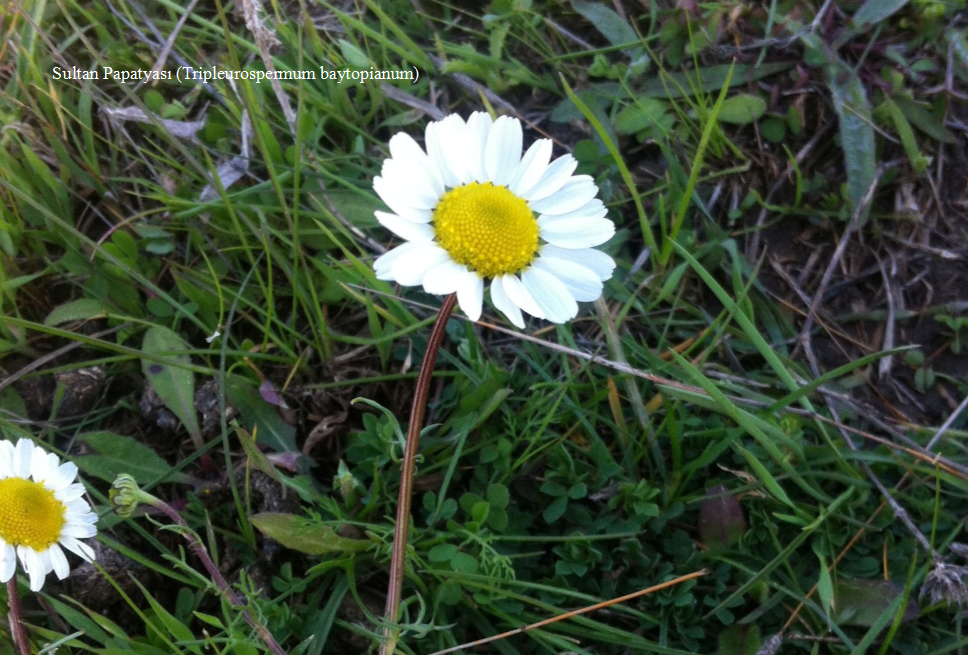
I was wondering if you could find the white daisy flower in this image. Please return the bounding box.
[372,112,617,328]
[0,439,97,592]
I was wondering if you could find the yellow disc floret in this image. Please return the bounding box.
[433,182,539,278]
[0,477,66,550]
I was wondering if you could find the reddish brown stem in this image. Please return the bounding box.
[151,500,287,655]
[7,578,29,655]
[380,293,458,655]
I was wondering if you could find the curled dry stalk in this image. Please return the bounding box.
[380,293,458,655]
[110,476,287,655]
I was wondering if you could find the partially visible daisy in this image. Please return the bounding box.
[373,112,616,328]
[0,439,97,591]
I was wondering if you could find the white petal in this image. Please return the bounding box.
[55,483,87,503]
[390,244,452,286]
[500,273,545,320]
[530,176,598,215]
[20,546,46,592]
[426,114,469,187]
[524,154,578,203]
[30,451,57,483]
[43,461,78,491]
[375,211,434,243]
[380,158,442,210]
[59,536,95,562]
[48,545,70,580]
[466,112,493,183]
[509,139,553,197]
[423,260,469,295]
[372,176,434,223]
[540,245,616,280]
[522,267,578,323]
[0,544,15,583]
[65,497,94,515]
[0,441,14,478]
[66,511,98,526]
[484,116,523,187]
[374,242,422,280]
[61,523,97,539]
[456,272,484,321]
[388,132,444,196]
[38,548,53,574]
[537,199,607,224]
[533,257,604,302]
[541,217,615,249]
[14,439,33,478]
[489,278,525,328]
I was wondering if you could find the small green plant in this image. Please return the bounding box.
[936,313,968,354]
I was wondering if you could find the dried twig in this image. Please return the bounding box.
[424,569,708,655]
[240,0,296,135]
[146,0,201,77]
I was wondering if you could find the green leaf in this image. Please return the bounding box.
[614,98,668,134]
[540,481,567,497]
[761,117,787,143]
[852,0,909,29]
[43,596,118,647]
[486,483,509,510]
[487,508,508,531]
[450,552,479,574]
[717,94,767,124]
[338,39,371,68]
[141,326,201,443]
[883,97,929,174]
[719,624,761,655]
[74,431,192,484]
[571,1,640,57]
[638,62,793,99]
[543,495,568,523]
[834,579,918,627]
[818,555,834,622]
[892,96,955,143]
[326,189,382,230]
[471,501,490,524]
[571,0,634,46]
[233,422,284,486]
[950,27,968,78]
[825,59,876,224]
[249,513,371,555]
[193,612,225,629]
[436,580,463,606]
[225,375,298,453]
[429,543,458,562]
[131,578,199,650]
[44,298,115,326]
[734,445,795,508]
[567,482,588,499]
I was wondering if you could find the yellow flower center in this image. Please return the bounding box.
[0,478,66,550]
[433,182,539,278]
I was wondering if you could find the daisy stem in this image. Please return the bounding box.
[6,578,29,655]
[380,293,458,655]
